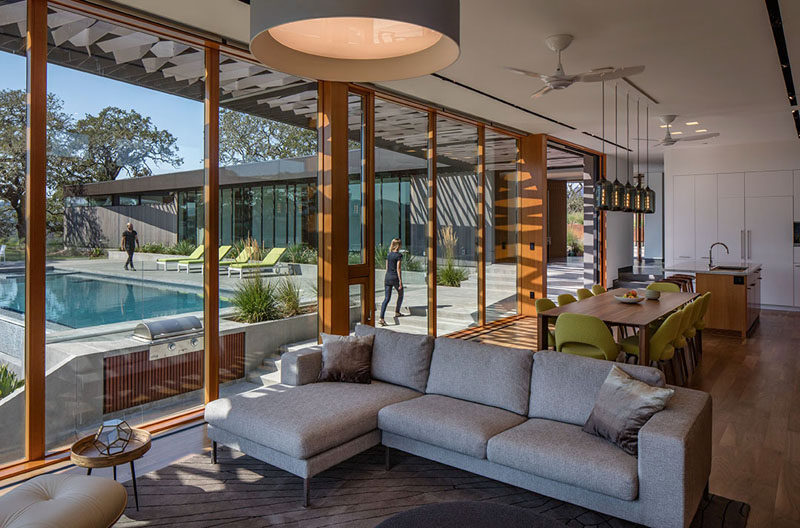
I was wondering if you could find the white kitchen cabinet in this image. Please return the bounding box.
[744,171,793,197]
[694,174,718,261]
[794,170,800,221]
[718,172,744,197]
[745,195,793,307]
[795,264,800,307]
[673,175,695,260]
[718,195,745,260]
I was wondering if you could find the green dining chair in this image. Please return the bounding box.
[619,310,683,384]
[647,281,681,293]
[671,302,698,385]
[576,288,594,300]
[693,292,712,360]
[557,293,577,306]
[591,284,606,295]
[535,298,557,349]
[555,313,620,361]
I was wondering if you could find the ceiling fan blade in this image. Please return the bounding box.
[678,132,720,142]
[652,140,668,147]
[507,66,545,79]
[531,86,553,98]
[577,65,645,82]
[632,137,659,142]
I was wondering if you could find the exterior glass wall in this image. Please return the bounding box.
[43,6,206,453]
[0,0,26,466]
[373,98,428,334]
[436,117,479,335]
[216,52,318,394]
[485,131,519,321]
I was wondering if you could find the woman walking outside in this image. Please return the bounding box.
[121,222,139,271]
[379,238,404,326]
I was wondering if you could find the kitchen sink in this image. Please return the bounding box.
[710,265,749,271]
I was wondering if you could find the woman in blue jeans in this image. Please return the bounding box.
[379,238,404,326]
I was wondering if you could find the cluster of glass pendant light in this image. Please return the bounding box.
[595,83,656,214]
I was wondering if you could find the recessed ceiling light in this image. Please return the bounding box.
[660,124,672,128]
[695,129,707,133]
[685,121,699,126]
[671,131,683,135]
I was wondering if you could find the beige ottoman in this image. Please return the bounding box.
[0,474,127,528]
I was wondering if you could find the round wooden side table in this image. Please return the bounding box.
[70,428,151,511]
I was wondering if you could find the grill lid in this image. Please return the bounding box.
[133,316,203,341]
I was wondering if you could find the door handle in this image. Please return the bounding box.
[740,230,745,259]
[747,230,752,260]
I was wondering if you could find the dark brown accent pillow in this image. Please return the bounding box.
[582,365,674,456]
[317,333,374,384]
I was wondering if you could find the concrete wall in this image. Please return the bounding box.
[65,202,178,248]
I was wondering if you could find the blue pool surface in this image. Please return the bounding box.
[0,273,226,329]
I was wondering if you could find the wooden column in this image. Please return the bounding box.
[25,0,47,462]
[477,125,486,326]
[518,134,548,315]
[363,91,376,325]
[426,111,438,336]
[203,46,220,403]
[317,81,350,336]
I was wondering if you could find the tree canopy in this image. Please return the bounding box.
[219,109,316,165]
[0,89,182,238]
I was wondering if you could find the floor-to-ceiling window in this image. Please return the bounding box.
[485,130,520,322]
[43,4,206,452]
[436,117,479,335]
[216,52,318,392]
[373,98,429,333]
[0,0,27,467]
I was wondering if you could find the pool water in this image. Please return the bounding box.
[0,273,226,329]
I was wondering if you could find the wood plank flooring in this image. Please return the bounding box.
[3,311,797,527]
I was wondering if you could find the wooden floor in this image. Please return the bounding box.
[3,311,798,527]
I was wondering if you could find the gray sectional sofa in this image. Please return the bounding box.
[204,324,712,528]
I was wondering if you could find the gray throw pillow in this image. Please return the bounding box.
[318,333,374,384]
[582,365,674,456]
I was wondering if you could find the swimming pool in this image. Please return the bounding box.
[0,273,227,329]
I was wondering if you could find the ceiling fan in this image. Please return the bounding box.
[508,34,645,98]
[652,115,720,146]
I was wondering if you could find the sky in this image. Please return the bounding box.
[0,51,204,175]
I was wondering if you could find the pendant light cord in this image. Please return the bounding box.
[626,92,630,184]
[637,99,640,179]
[615,84,618,181]
[646,105,649,187]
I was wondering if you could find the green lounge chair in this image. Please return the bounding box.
[227,247,287,278]
[156,245,204,271]
[219,246,254,272]
[178,245,232,273]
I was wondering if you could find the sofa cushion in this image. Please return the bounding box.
[318,333,374,383]
[528,350,666,425]
[354,324,434,392]
[487,418,639,501]
[204,381,420,459]
[426,337,533,415]
[379,394,526,458]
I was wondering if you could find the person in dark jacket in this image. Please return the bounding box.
[379,238,404,326]
[120,222,139,271]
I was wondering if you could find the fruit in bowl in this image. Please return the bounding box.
[623,290,638,299]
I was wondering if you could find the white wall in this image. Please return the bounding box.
[605,211,634,287]
[664,141,800,264]
[643,171,664,260]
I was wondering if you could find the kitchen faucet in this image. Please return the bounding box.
[708,242,729,268]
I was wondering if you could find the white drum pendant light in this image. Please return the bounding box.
[249,0,461,81]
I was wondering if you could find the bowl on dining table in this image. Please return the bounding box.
[614,294,646,304]
[643,288,661,300]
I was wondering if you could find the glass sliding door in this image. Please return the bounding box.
[0,0,27,466]
[436,117,479,335]
[217,52,318,395]
[485,131,520,322]
[44,5,206,452]
[373,98,429,334]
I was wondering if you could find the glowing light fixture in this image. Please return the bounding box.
[595,81,613,210]
[610,85,625,211]
[685,121,699,125]
[249,0,460,81]
[622,93,635,213]
[696,129,707,133]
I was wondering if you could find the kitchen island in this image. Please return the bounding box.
[664,261,762,339]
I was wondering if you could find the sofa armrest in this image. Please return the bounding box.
[637,386,712,528]
[280,346,323,386]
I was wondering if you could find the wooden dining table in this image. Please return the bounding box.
[537,288,698,365]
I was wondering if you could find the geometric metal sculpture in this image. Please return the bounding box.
[93,419,133,455]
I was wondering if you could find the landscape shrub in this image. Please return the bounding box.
[231,277,281,324]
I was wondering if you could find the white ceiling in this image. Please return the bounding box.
[116,0,800,162]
